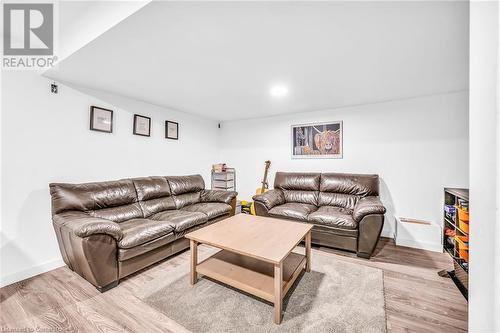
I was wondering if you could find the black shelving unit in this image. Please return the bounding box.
[439,188,469,300]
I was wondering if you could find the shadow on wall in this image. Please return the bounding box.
[62,81,144,117]
[379,177,396,237]
[1,188,61,288]
[58,80,190,121]
[0,232,36,290]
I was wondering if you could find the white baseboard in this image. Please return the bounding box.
[380,229,441,252]
[0,258,65,288]
[395,238,443,253]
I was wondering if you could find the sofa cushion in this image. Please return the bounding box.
[274,172,320,206]
[133,176,176,217]
[181,202,231,219]
[166,175,205,208]
[308,206,357,229]
[172,192,202,209]
[49,179,143,222]
[118,232,177,261]
[274,172,321,191]
[318,192,359,210]
[50,179,137,214]
[282,190,319,206]
[320,173,379,196]
[200,190,237,204]
[313,223,358,237]
[151,210,207,232]
[118,218,175,249]
[88,203,144,223]
[117,217,221,261]
[268,203,317,221]
[166,175,205,195]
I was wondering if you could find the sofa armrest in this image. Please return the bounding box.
[353,196,386,222]
[200,190,238,204]
[357,214,385,259]
[52,210,119,291]
[253,189,285,210]
[53,211,123,241]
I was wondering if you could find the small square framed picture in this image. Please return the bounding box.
[165,121,179,140]
[133,114,151,137]
[90,106,113,133]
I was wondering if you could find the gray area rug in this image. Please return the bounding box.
[137,247,386,333]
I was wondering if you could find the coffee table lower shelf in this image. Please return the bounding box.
[196,250,306,304]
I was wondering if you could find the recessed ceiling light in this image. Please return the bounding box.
[270,85,288,97]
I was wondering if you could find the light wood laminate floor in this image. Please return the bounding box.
[0,238,468,332]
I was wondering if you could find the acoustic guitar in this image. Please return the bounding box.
[251,160,271,215]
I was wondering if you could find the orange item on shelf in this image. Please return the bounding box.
[459,249,469,262]
[455,235,469,262]
[459,219,469,233]
[457,207,469,222]
[455,235,469,249]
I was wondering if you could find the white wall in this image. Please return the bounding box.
[219,91,469,242]
[0,71,219,287]
[469,1,499,332]
[0,74,470,287]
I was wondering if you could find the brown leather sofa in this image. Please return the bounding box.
[50,175,237,291]
[253,172,386,259]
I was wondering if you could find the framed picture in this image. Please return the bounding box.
[133,114,151,137]
[165,120,179,140]
[90,106,113,133]
[291,121,343,159]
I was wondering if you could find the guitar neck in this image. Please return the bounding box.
[261,177,268,191]
[260,162,271,192]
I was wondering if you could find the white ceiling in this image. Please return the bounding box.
[58,1,150,60]
[45,1,469,121]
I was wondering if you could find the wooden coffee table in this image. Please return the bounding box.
[185,214,313,324]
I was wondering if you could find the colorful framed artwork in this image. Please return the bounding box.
[291,121,343,159]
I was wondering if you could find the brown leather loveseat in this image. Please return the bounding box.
[50,175,237,291]
[253,172,385,258]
